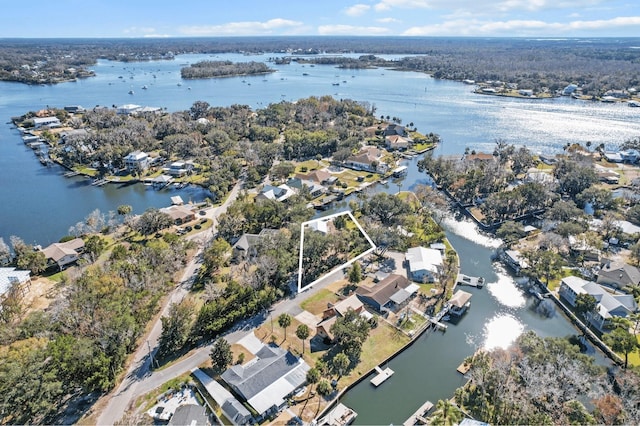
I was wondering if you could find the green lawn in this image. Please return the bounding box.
[300,289,339,315]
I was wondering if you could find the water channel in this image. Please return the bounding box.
[0,49,634,423]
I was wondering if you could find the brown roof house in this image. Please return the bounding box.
[160,205,196,225]
[344,146,389,173]
[356,274,418,314]
[316,294,365,342]
[597,261,640,289]
[41,238,85,270]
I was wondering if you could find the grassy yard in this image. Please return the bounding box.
[295,159,330,173]
[300,289,339,315]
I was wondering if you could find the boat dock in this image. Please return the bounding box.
[403,400,434,425]
[91,178,108,186]
[429,318,448,331]
[317,403,358,425]
[456,273,484,288]
[64,171,80,177]
[370,365,394,387]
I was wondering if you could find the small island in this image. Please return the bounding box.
[180,60,274,79]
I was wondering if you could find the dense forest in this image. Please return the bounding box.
[1,37,639,93]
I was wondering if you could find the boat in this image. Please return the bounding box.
[332,82,340,86]
[302,73,309,76]
[128,90,134,95]
[177,82,182,86]
[628,101,640,107]
[141,85,148,90]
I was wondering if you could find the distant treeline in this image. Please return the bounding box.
[1,37,639,92]
[180,60,273,79]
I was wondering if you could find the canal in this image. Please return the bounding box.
[337,161,613,425]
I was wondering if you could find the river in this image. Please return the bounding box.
[0,49,634,423]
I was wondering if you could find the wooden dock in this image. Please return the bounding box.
[317,403,358,425]
[456,273,484,288]
[403,400,434,425]
[370,365,394,387]
[429,318,448,331]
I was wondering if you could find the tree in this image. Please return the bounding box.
[84,235,107,263]
[278,313,292,340]
[316,378,332,399]
[133,208,173,236]
[0,237,11,265]
[603,328,638,369]
[158,300,194,357]
[574,293,598,321]
[330,308,371,362]
[202,238,231,275]
[332,351,350,378]
[496,221,525,246]
[348,262,362,285]
[362,192,412,226]
[116,204,132,217]
[210,337,232,375]
[430,399,463,426]
[295,324,310,354]
[522,249,564,286]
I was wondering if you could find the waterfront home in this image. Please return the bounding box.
[220,344,310,419]
[344,146,389,173]
[464,152,495,163]
[382,124,408,138]
[296,169,337,186]
[192,368,252,425]
[316,294,365,342]
[597,261,640,289]
[518,89,534,97]
[448,289,472,316]
[165,161,191,177]
[32,116,61,129]
[160,205,195,225]
[356,274,418,314]
[405,247,443,283]
[500,249,528,274]
[58,128,89,144]
[255,184,297,202]
[559,276,637,332]
[385,135,411,151]
[0,267,31,302]
[116,104,142,115]
[287,177,326,199]
[41,238,84,270]
[562,84,578,96]
[124,151,150,173]
[63,105,85,113]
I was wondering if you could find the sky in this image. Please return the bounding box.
[2,0,639,38]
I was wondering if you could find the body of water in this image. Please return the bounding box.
[0,51,631,423]
[2,52,639,244]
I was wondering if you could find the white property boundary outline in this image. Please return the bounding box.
[297,210,376,293]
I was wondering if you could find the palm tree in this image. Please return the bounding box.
[278,313,292,340]
[430,399,463,426]
[296,324,310,354]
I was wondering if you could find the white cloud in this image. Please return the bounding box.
[374,0,606,13]
[345,4,371,16]
[179,18,303,36]
[402,15,640,36]
[123,27,157,35]
[317,24,391,35]
[374,0,430,11]
[377,17,402,23]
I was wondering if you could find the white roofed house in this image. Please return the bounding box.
[32,116,61,129]
[343,146,389,173]
[124,151,150,173]
[1,267,32,305]
[405,246,443,283]
[41,238,85,271]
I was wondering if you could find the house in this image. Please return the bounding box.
[568,235,601,261]
[64,105,85,113]
[464,152,495,162]
[559,276,637,331]
[296,170,337,186]
[255,184,296,202]
[356,274,418,313]
[405,247,443,283]
[385,135,411,151]
[316,295,365,342]
[0,267,31,302]
[124,151,150,172]
[562,84,578,96]
[220,344,310,418]
[160,205,195,225]
[165,161,191,177]
[116,104,141,115]
[192,368,252,425]
[168,404,210,426]
[287,177,326,199]
[597,261,640,289]
[382,124,408,137]
[58,128,89,144]
[525,170,554,185]
[231,229,278,263]
[344,146,389,173]
[32,116,61,129]
[518,89,534,97]
[41,238,84,270]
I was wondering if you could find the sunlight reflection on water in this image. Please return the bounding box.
[486,271,526,309]
[441,216,502,248]
[483,314,525,350]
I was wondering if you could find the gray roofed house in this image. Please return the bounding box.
[192,368,251,425]
[221,399,252,425]
[232,233,261,263]
[559,276,638,331]
[221,345,310,417]
[41,238,84,270]
[597,261,640,289]
[168,404,210,426]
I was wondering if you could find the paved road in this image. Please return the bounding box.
[96,182,242,426]
[96,186,346,424]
